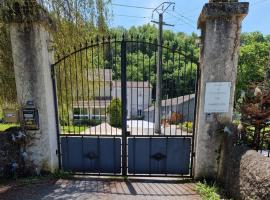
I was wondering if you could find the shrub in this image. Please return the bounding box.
[74,119,101,126]
[179,121,193,133]
[107,98,122,128]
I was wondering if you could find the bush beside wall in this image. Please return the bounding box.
[219,136,270,200]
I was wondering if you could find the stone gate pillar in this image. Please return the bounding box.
[194,1,249,179]
[8,2,59,173]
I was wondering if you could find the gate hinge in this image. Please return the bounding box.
[192,152,195,157]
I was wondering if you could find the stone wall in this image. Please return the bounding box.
[0,128,35,178]
[219,136,270,200]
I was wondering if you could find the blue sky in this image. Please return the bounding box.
[109,0,270,35]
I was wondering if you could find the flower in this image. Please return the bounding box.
[238,123,243,130]
[254,86,262,97]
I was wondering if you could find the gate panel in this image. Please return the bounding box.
[128,137,191,175]
[61,137,121,173]
[52,35,199,177]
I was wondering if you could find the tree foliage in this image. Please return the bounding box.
[237,32,270,97]
[0,0,111,110]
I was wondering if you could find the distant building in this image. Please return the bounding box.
[72,69,152,121]
[144,94,195,123]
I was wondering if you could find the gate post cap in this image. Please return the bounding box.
[198,1,249,29]
[2,0,56,31]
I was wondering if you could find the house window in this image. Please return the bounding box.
[73,108,89,120]
[74,108,80,115]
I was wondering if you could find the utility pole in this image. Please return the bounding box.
[152,2,175,134]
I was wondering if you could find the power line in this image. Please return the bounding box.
[112,3,154,10]
[172,10,195,24]
[165,11,196,29]
[114,14,151,19]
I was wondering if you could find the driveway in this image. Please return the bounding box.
[75,121,190,136]
[0,177,201,200]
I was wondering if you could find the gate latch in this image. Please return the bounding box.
[151,153,166,161]
[85,152,98,160]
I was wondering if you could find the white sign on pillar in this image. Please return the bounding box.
[204,82,231,113]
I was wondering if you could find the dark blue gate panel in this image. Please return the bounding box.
[61,137,121,173]
[128,138,191,175]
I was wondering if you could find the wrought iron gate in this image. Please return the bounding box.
[52,35,199,177]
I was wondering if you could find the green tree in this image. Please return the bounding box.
[237,32,270,97]
[107,98,121,128]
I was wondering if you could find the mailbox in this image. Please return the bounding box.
[22,101,39,130]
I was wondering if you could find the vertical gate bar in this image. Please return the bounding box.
[133,136,136,175]
[80,44,86,135]
[69,54,75,135]
[74,47,80,133]
[181,44,188,136]
[97,37,102,135]
[51,64,62,169]
[79,45,85,171]
[121,35,127,176]
[58,56,64,134]
[63,56,71,171]
[149,137,152,175]
[165,136,168,176]
[58,58,70,169]
[153,40,157,135]
[114,35,118,136]
[91,40,96,135]
[190,54,199,178]
[130,36,134,135]
[142,39,145,136]
[148,40,151,135]
[86,41,91,135]
[102,37,107,135]
[108,36,113,135]
[98,136,100,175]
[164,44,168,136]
[113,136,116,174]
[187,49,193,133]
[170,49,175,136]
[63,57,70,134]
[176,50,181,135]
[136,36,139,135]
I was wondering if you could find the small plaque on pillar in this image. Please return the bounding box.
[204,82,231,113]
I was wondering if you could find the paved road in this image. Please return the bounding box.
[0,177,201,200]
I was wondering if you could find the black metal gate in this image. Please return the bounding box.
[52,35,199,177]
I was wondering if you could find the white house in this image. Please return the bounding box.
[72,69,152,121]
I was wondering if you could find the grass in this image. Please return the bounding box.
[196,180,231,200]
[61,125,87,133]
[0,123,19,132]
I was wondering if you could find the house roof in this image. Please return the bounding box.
[112,81,152,88]
[145,94,195,112]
